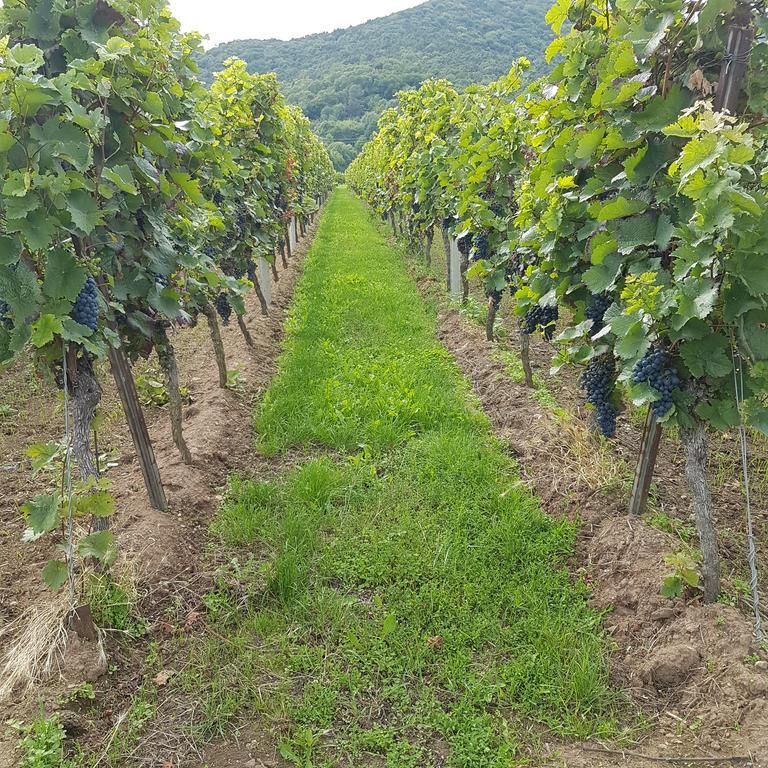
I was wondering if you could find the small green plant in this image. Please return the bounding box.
[647,512,695,543]
[84,573,146,638]
[226,367,245,392]
[661,552,701,598]
[7,713,76,768]
[61,683,95,706]
[135,367,189,408]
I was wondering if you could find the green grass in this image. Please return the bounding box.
[186,188,619,766]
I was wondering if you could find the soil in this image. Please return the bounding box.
[0,214,321,768]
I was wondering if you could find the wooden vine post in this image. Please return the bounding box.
[108,345,168,512]
[628,410,662,516]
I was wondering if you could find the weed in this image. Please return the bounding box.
[7,713,77,768]
[84,572,146,638]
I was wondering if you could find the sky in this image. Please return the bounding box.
[168,0,426,48]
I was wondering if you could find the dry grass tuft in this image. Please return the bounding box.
[0,591,72,702]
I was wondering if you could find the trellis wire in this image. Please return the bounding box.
[62,341,76,608]
[732,344,763,643]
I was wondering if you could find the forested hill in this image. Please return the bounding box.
[197,0,554,170]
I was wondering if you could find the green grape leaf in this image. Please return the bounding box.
[43,248,88,301]
[0,235,22,266]
[23,493,60,535]
[597,197,647,221]
[77,530,116,563]
[77,491,115,519]
[583,252,623,293]
[42,560,69,591]
[615,214,658,254]
[31,314,64,347]
[61,318,94,343]
[0,263,41,321]
[102,164,139,194]
[614,320,649,360]
[696,399,740,430]
[679,334,731,378]
[66,189,103,234]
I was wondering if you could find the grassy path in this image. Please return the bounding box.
[201,188,616,766]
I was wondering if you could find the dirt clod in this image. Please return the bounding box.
[642,644,701,688]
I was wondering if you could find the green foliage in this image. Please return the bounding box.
[662,552,702,599]
[84,573,146,638]
[197,0,554,169]
[7,713,76,768]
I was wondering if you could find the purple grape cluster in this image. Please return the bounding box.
[215,292,232,326]
[585,293,611,337]
[0,301,12,330]
[632,347,681,418]
[153,273,169,287]
[581,357,617,438]
[472,232,490,262]
[522,304,558,341]
[71,277,99,332]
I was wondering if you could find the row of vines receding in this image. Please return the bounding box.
[0,0,335,617]
[347,0,768,612]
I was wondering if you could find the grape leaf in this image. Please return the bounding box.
[0,235,22,266]
[42,559,69,591]
[43,248,88,301]
[679,334,731,378]
[66,189,103,234]
[597,196,647,221]
[77,530,116,563]
[31,314,64,347]
[23,493,60,535]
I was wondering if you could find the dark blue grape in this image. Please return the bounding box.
[580,357,617,438]
[632,347,680,418]
[522,304,559,341]
[0,301,12,330]
[585,293,611,337]
[153,273,169,287]
[71,277,99,332]
[472,232,490,263]
[215,293,232,326]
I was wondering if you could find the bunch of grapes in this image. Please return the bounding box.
[0,300,12,330]
[215,292,232,326]
[580,357,618,438]
[71,276,99,332]
[585,293,611,337]
[457,235,471,257]
[472,232,490,262]
[522,304,559,341]
[632,347,681,418]
[247,260,257,283]
[153,273,169,287]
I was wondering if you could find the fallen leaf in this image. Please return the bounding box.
[153,669,175,687]
[427,635,444,650]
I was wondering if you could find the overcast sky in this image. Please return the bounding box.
[168,0,426,47]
